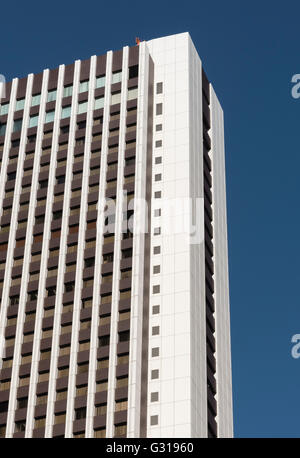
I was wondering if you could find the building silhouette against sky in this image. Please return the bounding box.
[0,33,233,438]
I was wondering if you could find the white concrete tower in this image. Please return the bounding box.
[0,32,232,439]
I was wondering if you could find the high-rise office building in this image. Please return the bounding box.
[0,32,232,438]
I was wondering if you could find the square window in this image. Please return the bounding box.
[152,326,159,336]
[152,347,160,357]
[156,103,162,116]
[154,209,161,217]
[155,174,162,182]
[152,305,160,314]
[156,82,163,94]
[129,65,138,79]
[153,285,160,294]
[154,227,161,236]
[154,191,161,199]
[155,140,162,148]
[153,265,160,274]
[151,392,159,402]
[15,421,26,432]
[85,257,95,268]
[18,398,28,409]
[61,125,70,135]
[150,415,158,426]
[77,121,86,130]
[56,176,65,185]
[151,369,159,379]
[53,210,63,220]
[7,172,16,181]
[156,124,162,132]
[75,406,86,420]
[39,180,48,189]
[27,135,36,143]
[35,215,45,225]
[153,246,161,255]
[155,156,162,165]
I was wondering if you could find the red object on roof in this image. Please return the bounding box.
[136,37,141,45]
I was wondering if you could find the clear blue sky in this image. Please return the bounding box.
[2,0,300,438]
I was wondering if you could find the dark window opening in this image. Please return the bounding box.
[65,282,75,293]
[122,248,132,259]
[103,253,114,264]
[35,215,45,225]
[99,335,110,347]
[0,401,8,413]
[129,65,138,79]
[156,82,163,94]
[17,398,28,409]
[0,123,7,136]
[119,331,130,342]
[53,210,63,220]
[47,286,56,297]
[15,421,26,432]
[60,125,70,135]
[85,258,95,268]
[75,407,86,420]
[39,180,48,189]
[10,295,19,305]
[11,139,20,148]
[56,176,65,185]
[7,172,16,181]
[77,121,86,130]
[125,157,135,167]
[29,291,38,301]
[13,119,22,133]
[27,135,36,143]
